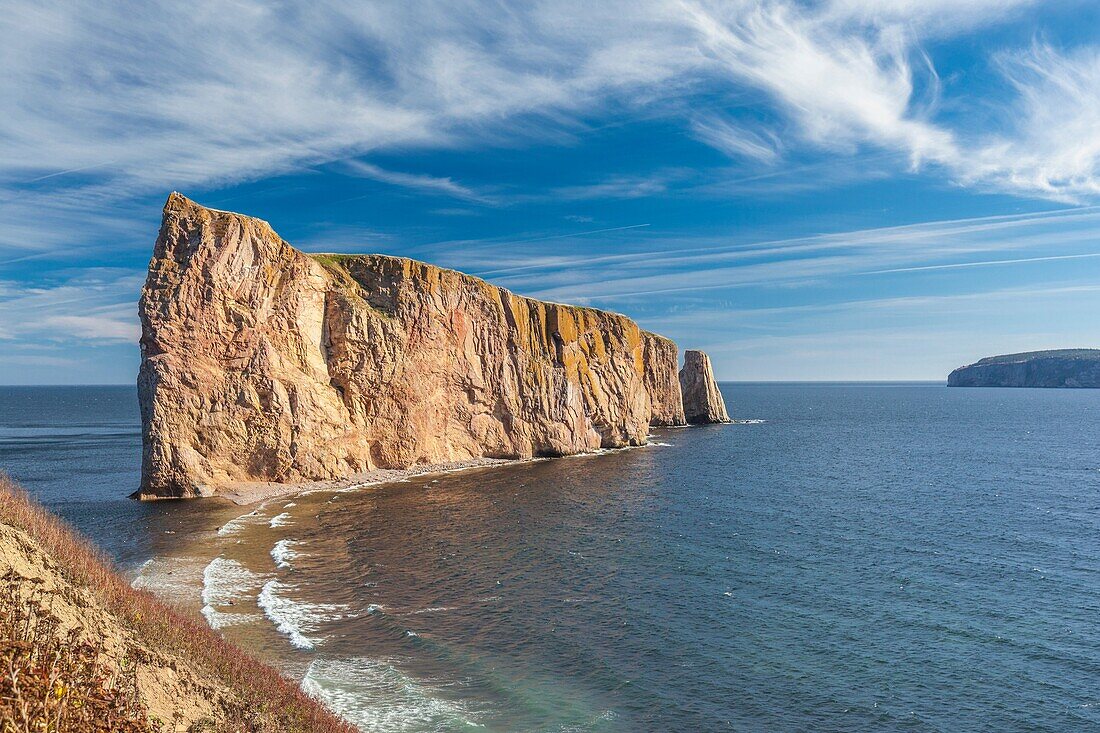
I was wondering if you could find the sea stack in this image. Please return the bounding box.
[137,194,709,498]
[679,350,730,424]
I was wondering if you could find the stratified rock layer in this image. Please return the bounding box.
[679,350,730,424]
[138,194,692,498]
[947,349,1100,388]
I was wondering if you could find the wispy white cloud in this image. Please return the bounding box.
[646,279,1100,380]
[822,0,1039,33]
[40,313,140,342]
[340,161,493,203]
[682,1,956,167]
[678,1,1100,202]
[551,174,675,200]
[410,204,1100,295]
[963,42,1100,202]
[0,0,702,257]
[862,252,1100,275]
[2,0,1099,265]
[6,0,1100,384]
[691,114,780,162]
[0,354,80,369]
[0,272,143,345]
[472,206,1100,301]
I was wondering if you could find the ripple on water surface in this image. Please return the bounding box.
[12,385,1100,731]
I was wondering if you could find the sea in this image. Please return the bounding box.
[3,383,1100,732]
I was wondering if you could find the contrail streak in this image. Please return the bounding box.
[861,251,1100,275]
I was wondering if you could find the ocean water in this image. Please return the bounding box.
[0,385,236,571]
[4,383,1100,731]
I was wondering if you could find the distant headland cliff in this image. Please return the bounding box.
[948,349,1100,388]
[137,194,729,499]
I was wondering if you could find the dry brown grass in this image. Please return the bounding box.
[0,474,357,733]
[1,573,153,732]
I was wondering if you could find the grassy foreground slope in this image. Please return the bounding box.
[0,474,355,733]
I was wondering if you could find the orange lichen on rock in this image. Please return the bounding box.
[138,194,700,498]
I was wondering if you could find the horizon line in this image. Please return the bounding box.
[0,379,951,387]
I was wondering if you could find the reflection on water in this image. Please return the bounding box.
[7,384,1100,731]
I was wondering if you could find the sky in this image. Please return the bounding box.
[4,0,1100,383]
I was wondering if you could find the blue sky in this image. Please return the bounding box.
[4,0,1100,383]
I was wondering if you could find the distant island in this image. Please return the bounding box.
[948,349,1100,388]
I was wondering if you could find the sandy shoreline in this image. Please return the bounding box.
[127,456,545,621]
[218,456,529,506]
[128,441,679,617]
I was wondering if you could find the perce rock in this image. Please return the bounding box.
[679,350,731,424]
[948,349,1100,388]
[137,194,727,498]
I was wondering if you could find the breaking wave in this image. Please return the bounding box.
[218,509,261,536]
[271,539,302,570]
[201,556,267,630]
[130,555,206,605]
[300,656,482,732]
[258,579,352,650]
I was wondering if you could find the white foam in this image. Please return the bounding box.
[283,502,297,508]
[258,579,352,650]
[409,606,457,615]
[130,555,207,605]
[336,482,374,493]
[218,509,261,537]
[269,512,293,528]
[301,656,480,732]
[200,557,268,630]
[271,539,303,570]
[202,604,256,630]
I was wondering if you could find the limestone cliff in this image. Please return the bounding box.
[948,349,1100,388]
[139,194,697,498]
[679,350,730,424]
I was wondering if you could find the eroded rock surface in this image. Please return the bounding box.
[679,350,730,424]
[948,350,1100,388]
[138,194,699,498]
[643,332,687,426]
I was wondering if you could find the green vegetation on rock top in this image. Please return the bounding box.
[973,349,1100,365]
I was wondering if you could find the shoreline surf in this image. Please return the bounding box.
[129,437,688,640]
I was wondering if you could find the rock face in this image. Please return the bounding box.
[679,350,730,424]
[138,194,704,498]
[948,349,1100,388]
[643,332,687,426]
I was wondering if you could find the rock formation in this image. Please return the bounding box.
[679,350,730,424]
[643,332,687,426]
[948,349,1100,388]
[138,194,713,498]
